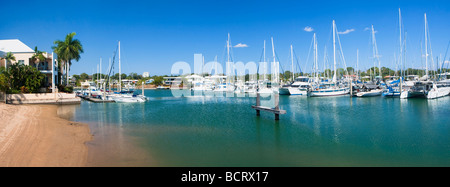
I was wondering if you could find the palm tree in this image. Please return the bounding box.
[2,52,16,69]
[52,32,84,86]
[31,46,46,69]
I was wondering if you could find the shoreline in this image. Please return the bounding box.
[0,103,92,167]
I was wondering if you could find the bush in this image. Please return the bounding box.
[58,85,74,93]
[0,64,45,94]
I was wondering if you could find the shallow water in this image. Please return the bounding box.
[59,90,450,167]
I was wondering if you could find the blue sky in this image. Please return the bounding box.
[1,0,449,76]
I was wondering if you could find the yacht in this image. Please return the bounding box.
[356,82,383,97]
[308,21,350,97]
[427,80,450,99]
[279,76,310,95]
[308,82,349,97]
[108,91,148,103]
[382,79,402,97]
[400,81,433,99]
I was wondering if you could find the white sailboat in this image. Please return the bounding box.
[108,41,147,103]
[383,9,405,97]
[279,45,310,95]
[357,25,383,97]
[257,38,277,95]
[427,81,450,99]
[356,82,383,97]
[400,13,433,99]
[308,21,349,97]
[214,33,236,93]
[280,76,311,95]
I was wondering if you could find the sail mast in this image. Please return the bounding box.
[425,13,428,79]
[227,33,230,64]
[264,40,266,80]
[118,41,121,92]
[271,37,278,83]
[357,49,359,78]
[399,8,403,78]
[333,20,337,83]
[291,44,294,81]
[314,33,318,82]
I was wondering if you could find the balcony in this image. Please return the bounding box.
[30,61,52,74]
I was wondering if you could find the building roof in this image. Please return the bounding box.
[0,39,35,55]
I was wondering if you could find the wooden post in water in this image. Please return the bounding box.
[256,93,261,116]
[274,93,280,120]
[349,78,353,97]
[252,92,286,120]
[142,82,145,96]
[400,77,403,93]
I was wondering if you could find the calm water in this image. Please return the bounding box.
[58,90,450,167]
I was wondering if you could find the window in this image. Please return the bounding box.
[18,60,24,65]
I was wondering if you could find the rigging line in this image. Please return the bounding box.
[304,34,314,75]
[293,49,302,74]
[442,41,450,70]
[335,25,349,75]
[274,50,286,80]
[256,42,266,76]
[426,20,435,72]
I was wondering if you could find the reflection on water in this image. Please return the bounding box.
[58,90,450,167]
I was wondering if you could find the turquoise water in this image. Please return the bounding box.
[60,90,450,167]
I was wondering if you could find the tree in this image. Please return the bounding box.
[80,73,89,80]
[2,52,16,68]
[346,67,355,75]
[31,46,46,68]
[151,75,164,86]
[1,63,45,93]
[52,32,84,86]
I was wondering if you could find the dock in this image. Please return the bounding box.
[252,93,286,120]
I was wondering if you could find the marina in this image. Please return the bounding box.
[1,0,449,170]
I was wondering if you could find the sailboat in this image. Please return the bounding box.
[257,38,277,96]
[427,81,450,99]
[383,9,405,97]
[279,45,310,95]
[400,13,434,99]
[357,25,383,97]
[214,33,236,93]
[308,21,349,97]
[108,41,148,103]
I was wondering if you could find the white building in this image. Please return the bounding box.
[143,72,150,78]
[0,39,55,92]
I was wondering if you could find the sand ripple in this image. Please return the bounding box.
[0,103,92,167]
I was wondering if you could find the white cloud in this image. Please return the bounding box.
[338,29,355,35]
[234,43,248,48]
[304,26,314,32]
[364,27,378,33]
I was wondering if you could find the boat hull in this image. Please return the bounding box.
[308,88,349,97]
[382,92,401,97]
[356,90,383,97]
[427,87,450,99]
[279,87,290,95]
[400,91,427,99]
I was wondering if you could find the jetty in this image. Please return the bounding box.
[252,93,286,120]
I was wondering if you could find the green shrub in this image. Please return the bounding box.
[58,85,74,93]
[0,64,45,94]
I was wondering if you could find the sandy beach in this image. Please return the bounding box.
[0,103,92,167]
